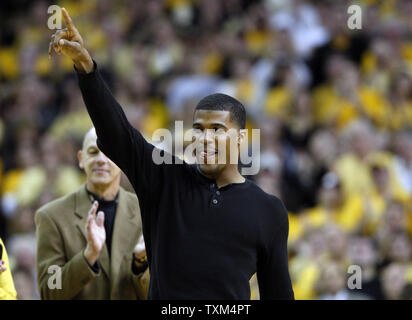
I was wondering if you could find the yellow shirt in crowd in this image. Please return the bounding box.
[301,195,365,234]
[0,238,17,300]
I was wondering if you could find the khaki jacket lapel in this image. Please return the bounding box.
[109,188,141,294]
[74,185,111,278]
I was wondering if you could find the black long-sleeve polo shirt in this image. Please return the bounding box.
[76,62,294,300]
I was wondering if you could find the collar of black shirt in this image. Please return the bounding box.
[86,186,119,206]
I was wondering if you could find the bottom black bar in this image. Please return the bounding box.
[0,300,405,319]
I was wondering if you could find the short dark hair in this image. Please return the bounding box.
[195,93,246,129]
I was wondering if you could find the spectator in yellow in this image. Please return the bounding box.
[313,58,387,129]
[334,120,387,198]
[0,238,17,300]
[384,72,412,132]
[362,159,410,235]
[301,172,364,234]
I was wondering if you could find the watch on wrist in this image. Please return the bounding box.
[133,254,147,265]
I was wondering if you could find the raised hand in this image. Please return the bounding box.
[84,201,106,265]
[48,7,93,73]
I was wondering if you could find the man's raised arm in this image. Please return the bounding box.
[49,8,161,195]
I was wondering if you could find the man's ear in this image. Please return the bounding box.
[77,150,84,170]
[238,129,247,145]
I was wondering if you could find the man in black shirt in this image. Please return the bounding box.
[48,8,294,300]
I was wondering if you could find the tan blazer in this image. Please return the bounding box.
[35,185,149,300]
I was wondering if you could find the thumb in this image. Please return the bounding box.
[96,211,105,227]
[59,39,81,53]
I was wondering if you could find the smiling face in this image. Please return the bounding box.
[77,128,121,190]
[192,109,244,178]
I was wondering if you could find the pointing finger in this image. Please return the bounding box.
[61,7,77,33]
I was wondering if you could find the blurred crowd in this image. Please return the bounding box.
[1,0,412,299]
